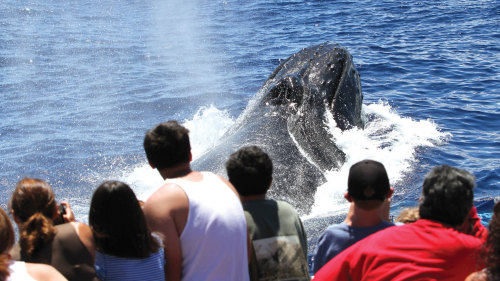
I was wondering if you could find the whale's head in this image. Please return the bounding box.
[262,42,364,131]
[258,42,364,171]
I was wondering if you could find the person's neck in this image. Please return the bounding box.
[241,194,266,203]
[159,163,192,179]
[344,204,384,228]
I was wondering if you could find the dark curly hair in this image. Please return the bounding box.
[482,201,500,280]
[419,165,475,227]
[143,120,191,170]
[225,146,273,196]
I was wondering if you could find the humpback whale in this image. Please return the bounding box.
[192,42,364,215]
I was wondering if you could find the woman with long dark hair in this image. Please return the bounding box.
[9,178,96,281]
[467,201,500,281]
[89,180,165,281]
[0,206,67,281]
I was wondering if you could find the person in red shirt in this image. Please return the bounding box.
[313,165,487,281]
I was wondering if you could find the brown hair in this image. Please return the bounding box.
[0,207,15,281]
[9,178,57,258]
[482,201,500,279]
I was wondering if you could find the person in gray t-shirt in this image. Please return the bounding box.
[226,146,310,281]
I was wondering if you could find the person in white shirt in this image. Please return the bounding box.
[142,120,250,281]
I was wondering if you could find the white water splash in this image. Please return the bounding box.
[184,105,235,159]
[124,105,235,201]
[121,101,450,218]
[307,100,451,219]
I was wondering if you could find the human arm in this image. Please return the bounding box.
[457,207,488,241]
[26,263,68,281]
[143,184,189,281]
[72,222,95,260]
[58,201,76,223]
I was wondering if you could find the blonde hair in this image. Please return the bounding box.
[9,178,57,258]
[395,207,420,224]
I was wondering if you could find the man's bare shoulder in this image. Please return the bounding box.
[144,182,188,209]
[143,182,189,236]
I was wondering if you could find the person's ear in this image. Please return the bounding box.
[387,187,394,199]
[266,178,273,192]
[344,192,353,202]
[11,211,21,225]
[148,161,156,169]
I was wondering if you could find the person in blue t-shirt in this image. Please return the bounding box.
[312,159,395,274]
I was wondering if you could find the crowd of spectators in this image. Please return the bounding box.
[0,119,497,281]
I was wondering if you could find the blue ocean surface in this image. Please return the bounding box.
[1,0,499,266]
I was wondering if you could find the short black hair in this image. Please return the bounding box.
[143,120,191,170]
[89,181,160,258]
[419,165,475,226]
[225,146,273,196]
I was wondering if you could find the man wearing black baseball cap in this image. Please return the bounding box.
[312,159,395,274]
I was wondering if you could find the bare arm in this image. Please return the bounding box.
[72,222,95,260]
[59,201,76,222]
[144,184,189,281]
[26,263,68,281]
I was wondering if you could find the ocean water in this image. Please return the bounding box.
[1,0,499,259]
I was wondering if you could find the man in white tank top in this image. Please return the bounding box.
[142,121,250,281]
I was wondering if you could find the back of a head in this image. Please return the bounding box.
[419,165,475,227]
[225,146,273,197]
[395,207,420,224]
[10,178,56,222]
[347,159,390,210]
[9,178,57,258]
[0,207,15,254]
[0,207,15,281]
[485,201,500,279]
[89,181,159,258]
[143,120,191,170]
